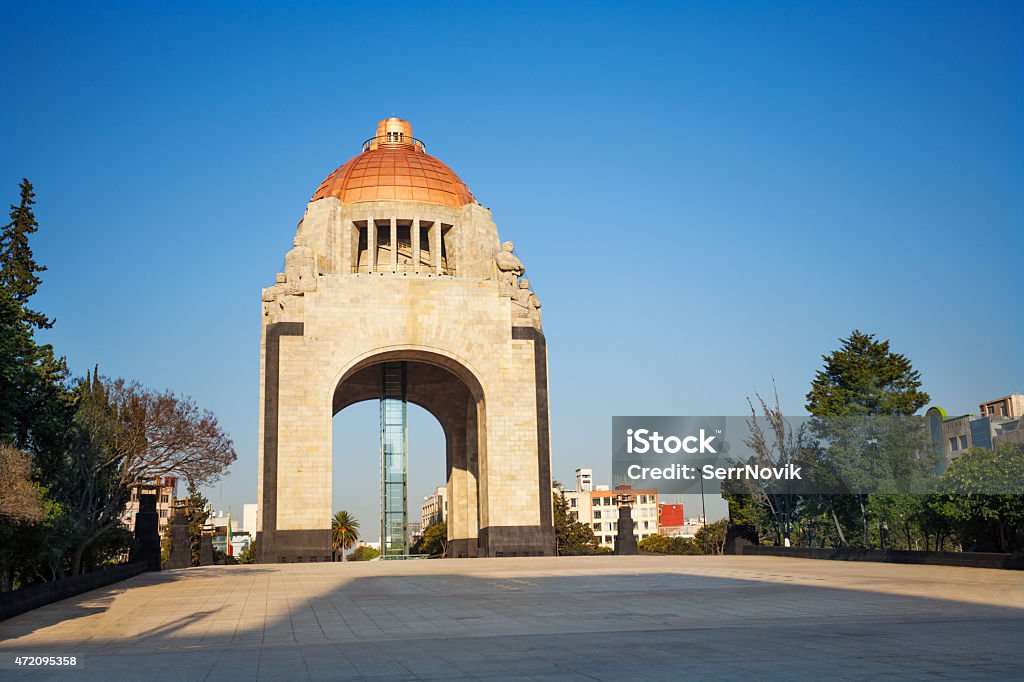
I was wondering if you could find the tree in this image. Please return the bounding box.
[638,534,701,555]
[57,375,236,574]
[413,522,448,557]
[739,393,814,546]
[0,179,68,451]
[160,518,173,564]
[806,330,929,417]
[185,482,211,567]
[0,179,52,330]
[331,510,360,560]
[0,180,237,583]
[553,491,599,555]
[938,443,1024,553]
[694,519,728,555]
[238,539,257,564]
[350,545,380,561]
[805,331,931,548]
[0,445,44,523]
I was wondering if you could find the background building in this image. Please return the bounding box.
[421,486,447,529]
[588,487,659,548]
[121,476,178,537]
[210,510,232,556]
[243,503,258,535]
[658,503,686,536]
[558,470,659,549]
[927,393,1024,466]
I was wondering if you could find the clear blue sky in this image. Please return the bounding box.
[2,2,1021,539]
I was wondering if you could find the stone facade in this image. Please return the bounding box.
[257,121,554,562]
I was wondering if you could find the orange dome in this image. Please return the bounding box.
[311,118,476,208]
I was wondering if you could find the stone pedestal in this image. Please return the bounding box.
[199,532,214,566]
[614,504,638,555]
[725,523,760,555]
[130,491,161,571]
[166,507,191,569]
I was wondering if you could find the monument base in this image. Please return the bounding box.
[479,526,556,557]
[257,529,332,563]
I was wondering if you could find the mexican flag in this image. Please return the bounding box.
[227,516,233,556]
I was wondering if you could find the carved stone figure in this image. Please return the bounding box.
[285,235,317,295]
[262,273,288,317]
[512,277,541,325]
[495,240,525,296]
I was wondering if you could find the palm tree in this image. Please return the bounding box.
[331,510,360,561]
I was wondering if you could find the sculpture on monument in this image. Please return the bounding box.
[285,235,317,295]
[495,240,525,296]
[512,277,542,326]
[262,272,288,317]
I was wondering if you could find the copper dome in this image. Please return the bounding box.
[311,118,476,208]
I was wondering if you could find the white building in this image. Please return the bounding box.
[421,486,447,529]
[121,476,178,537]
[243,503,258,535]
[557,469,660,549]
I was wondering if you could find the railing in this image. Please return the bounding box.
[361,135,427,153]
[351,263,455,276]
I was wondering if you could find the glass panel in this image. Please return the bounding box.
[380,362,409,557]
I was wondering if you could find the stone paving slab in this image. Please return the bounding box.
[0,556,1021,680]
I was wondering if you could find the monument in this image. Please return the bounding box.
[257,117,554,562]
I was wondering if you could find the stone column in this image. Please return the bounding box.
[446,395,470,558]
[390,216,398,273]
[433,222,442,275]
[367,217,376,273]
[412,216,421,274]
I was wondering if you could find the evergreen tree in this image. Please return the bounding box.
[185,482,211,567]
[806,330,929,417]
[0,179,68,449]
[553,491,599,555]
[0,179,52,330]
[805,330,931,547]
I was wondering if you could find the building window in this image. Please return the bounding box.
[644,521,650,529]
[959,435,968,449]
[161,495,169,504]
[604,536,612,544]
[603,497,611,506]
[594,510,601,519]
[593,497,600,506]
[593,523,601,531]
[159,509,168,518]
[570,498,577,507]
[949,437,958,451]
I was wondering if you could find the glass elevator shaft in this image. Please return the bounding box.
[380,362,409,558]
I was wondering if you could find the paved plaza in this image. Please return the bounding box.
[0,555,1021,680]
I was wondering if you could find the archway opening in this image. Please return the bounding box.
[330,355,486,559]
[332,399,446,558]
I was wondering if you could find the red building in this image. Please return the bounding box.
[659,503,684,528]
